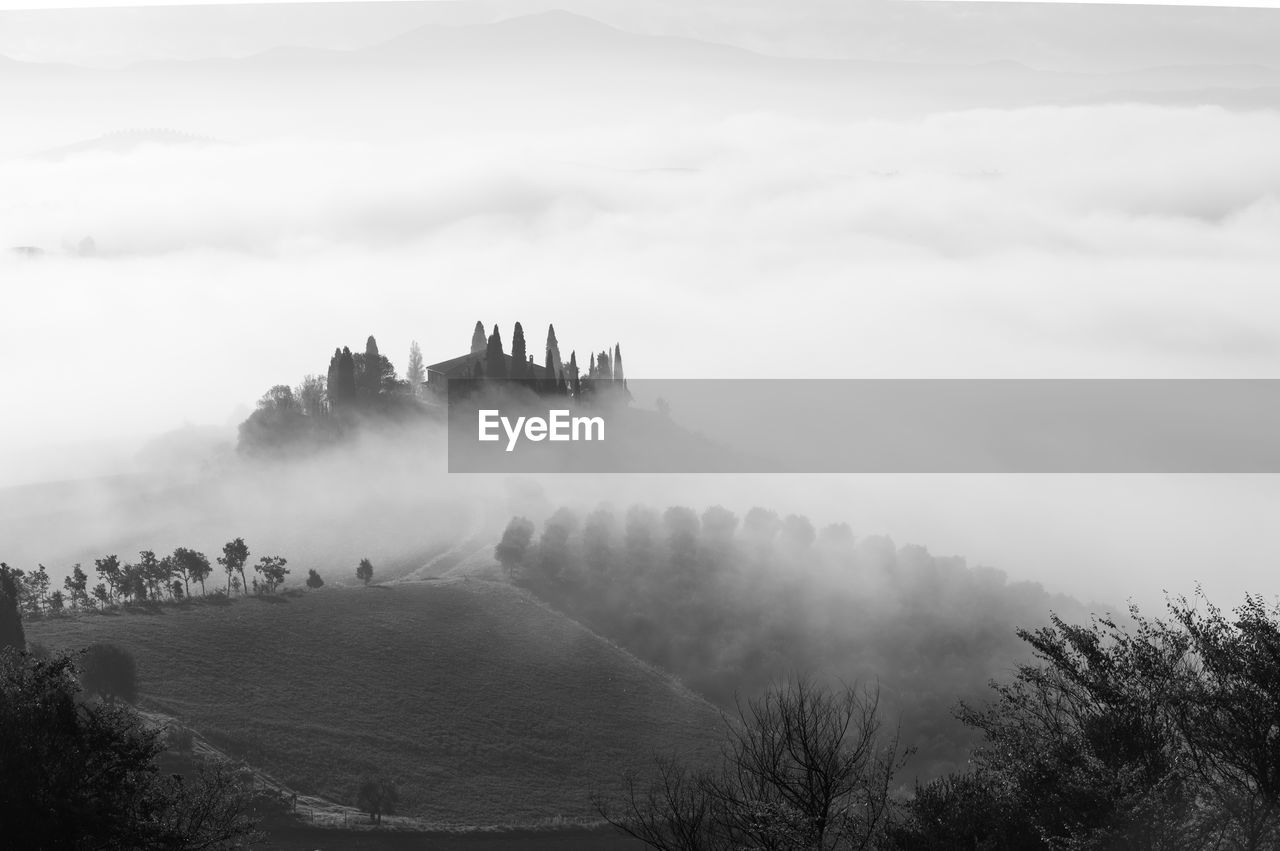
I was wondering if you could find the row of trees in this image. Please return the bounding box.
[467,320,626,400]
[603,594,1280,850]
[0,538,293,617]
[494,504,1088,775]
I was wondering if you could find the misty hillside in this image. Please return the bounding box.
[24,578,722,824]
[495,502,1101,778]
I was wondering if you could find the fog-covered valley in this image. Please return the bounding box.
[4,1,1280,847]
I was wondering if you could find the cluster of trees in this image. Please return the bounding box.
[0,538,297,617]
[605,594,1280,851]
[887,593,1280,850]
[237,324,629,453]
[325,335,403,412]
[465,320,626,401]
[495,504,1090,776]
[239,333,430,454]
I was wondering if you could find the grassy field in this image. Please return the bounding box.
[26,579,723,825]
[253,810,646,850]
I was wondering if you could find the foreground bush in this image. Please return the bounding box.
[890,592,1280,851]
[0,648,261,849]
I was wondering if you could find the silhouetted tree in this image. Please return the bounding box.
[614,343,625,382]
[121,561,149,603]
[544,348,557,395]
[596,678,906,851]
[355,776,399,825]
[1,651,260,848]
[135,550,171,601]
[47,591,64,614]
[81,642,139,704]
[485,325,507,380]
[511,322,528,380]
[95,554,124,604]
[218,538,250,596]
[950,595,1280,850]
[172,547,212,597]
[333,347,357,409]
[362,336,382,398]
[19,564,50,616]
[254,556,289,594]
[471,320,486,354]
[305,569,324,590]
[63,563,89,610]
[0,564,24,652]
[546,324,563,377]
[356,558,374,586]
[568,351,581,397]
[327,348,341,408]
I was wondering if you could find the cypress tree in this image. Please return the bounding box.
[471,321,486,355]
[546,324,563,377]
[338,347,356,406]
[485,325,507,380]
[544,349,556,394]
[589,352,597,379]
[614,343,625,383]
[327,348,341,411]
[598,350,611,380]
[568,351,580,397]
[510,322,528,380]
[363,336,382,397]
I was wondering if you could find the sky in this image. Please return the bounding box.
[1,0,1279,606]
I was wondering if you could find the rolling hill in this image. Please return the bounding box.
[25,577,724,826]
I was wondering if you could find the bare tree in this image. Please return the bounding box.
[594,757,723,851]
[596,678,907,851]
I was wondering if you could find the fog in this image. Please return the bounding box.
[2,2,1279,613]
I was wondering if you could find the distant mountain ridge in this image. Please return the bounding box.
[29,128,225,162]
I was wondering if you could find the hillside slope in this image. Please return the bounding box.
[26,579,723,824]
